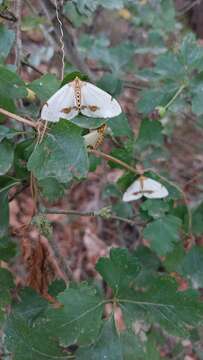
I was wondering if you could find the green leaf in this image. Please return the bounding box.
[0,190,9,237]
[27,121,89,183]
[112,201,133,219]
[102,183,121,199]
[0,139,14,175]
[135,119,163,150]
[63,2,91,28]
[117,172,136,193]
[14,139,34,179]
[163,243,185,273]
[110,141,134,169]
[28,74,60,102]
[137,89,166,115]
[100,0,124,9]
[38,177,66,202]
[48,279,66,297]
[0,268,14,323]
[120,275,203,337]
[0,125,22,142]
[87,39,135,73]
[96,249,203,337]
[155,52,184,80]
[143,215,182,256]
[61,71,89,87]
[140,199,169,219]
[192,201,203,235]
[10,288,48,323]
[96,248,140,293]
[0,96,16,121]
[0,236,16,261]
[0,66,27,99]
[179,246,203,289]
[45,283,103,346]
[108,113,133,137]
[0,24,15,61]
[191,91,203,116]
[133,246,161,287]
[67,113,107,129]
[180,33,203,70]
[74,0,124,15]
[76,316,144,360]
[5,314,65,360]
[0,175,20,193]
[4,287,66,359]
[97,74,123,97]
[89,153,101,172]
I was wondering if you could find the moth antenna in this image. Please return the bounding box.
[54,0,65,80]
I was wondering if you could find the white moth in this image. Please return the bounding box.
[122,176,169,202]
[83,124,107,149]
[83,130,100,148]
[41,77,122,122]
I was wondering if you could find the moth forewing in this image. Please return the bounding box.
[83,130,100,148]
[40,83,78,122]
[80,82,122,118]
[122,178,143,202]
[143,178,169,199]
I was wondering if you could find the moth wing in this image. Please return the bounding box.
[83,130,100,148]
[40,83,78,122]
[143,178,168,199]
[81,82,122,118]
[122,179,143,202]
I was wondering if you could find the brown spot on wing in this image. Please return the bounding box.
[60,107,73,114]
[88,105,99,112]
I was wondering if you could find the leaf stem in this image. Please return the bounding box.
[89,149,138,175]
[164,84,186,111]
[0,108,37,128]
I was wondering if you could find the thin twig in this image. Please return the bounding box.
[9,183,29,202]
[54,0,65,80]
[43,208,140,226]
[0,108,37,128]
[89,149,138,174]
[15,0,22,73]
[0,10,17,22]
[49,237,73,281]
[177,0,202,16]
[40,0,95,80]
[21,60,44,75]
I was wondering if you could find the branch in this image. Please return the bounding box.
[43,207,142,226]
[89,149,138,175]
[15,0,22,73]
[0,108,37,129]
